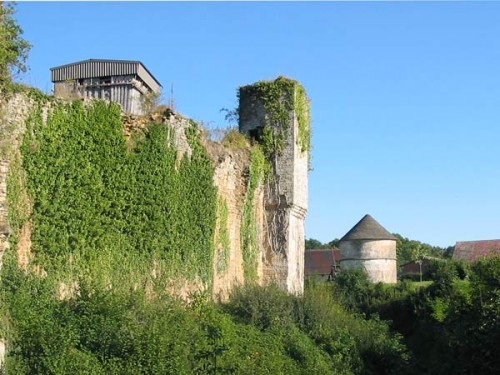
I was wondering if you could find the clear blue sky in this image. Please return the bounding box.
[14,1,500,247]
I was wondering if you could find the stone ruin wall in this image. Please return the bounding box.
[258,117,308,294]
[0,87,307,299]
[0,93,38,369]
[0,93,36,270]
[209,143,265,299]
[239,87,309,295]
[0,95,267,300]
[123,110,267,299]
[0,92,282,367]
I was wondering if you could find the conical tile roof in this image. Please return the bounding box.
[340,214,396,241]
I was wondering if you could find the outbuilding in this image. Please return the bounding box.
[51,59,162,115]
[304,248,341,281]
[339,214,397,283]
[453,239,500,263]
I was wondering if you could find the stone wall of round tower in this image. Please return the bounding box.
[339,239,397,283]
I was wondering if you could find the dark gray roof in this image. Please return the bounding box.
[340,214,396,242]
[50,59,162,92]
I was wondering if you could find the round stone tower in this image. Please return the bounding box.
[339,214,397,283]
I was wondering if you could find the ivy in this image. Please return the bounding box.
[295,83,311,155]
[216,197,230,273]
[15,100,217,289]
[241,146,266,282]
[5,150,31,249]
[239,76,311,163]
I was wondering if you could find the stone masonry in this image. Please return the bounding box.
[239,81,309,294]
[339,214,397,284]
[0,93,36,370]
[1,81,309,301]
[0,94,34,268]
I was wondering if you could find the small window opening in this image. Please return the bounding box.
[249,126,264,142]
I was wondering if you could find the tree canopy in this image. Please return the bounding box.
[0,2,31,87]
[305,238,339,250]
[394,233,452,265]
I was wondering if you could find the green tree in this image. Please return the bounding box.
[394,233,447,267]
[305,238,340,250]
[327,238,340,248]
[0,1,31,87]
[410,244,427,282]
[305,238,323,250]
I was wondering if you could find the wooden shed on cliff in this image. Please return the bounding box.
[51,59,162,115]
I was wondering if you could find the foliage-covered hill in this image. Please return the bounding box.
[334,258,500,375]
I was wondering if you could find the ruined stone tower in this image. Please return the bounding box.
[238,77,310,294]
[339,214,397,283]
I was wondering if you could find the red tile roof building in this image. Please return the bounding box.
[304,248,341,281]
[453,240,500,262]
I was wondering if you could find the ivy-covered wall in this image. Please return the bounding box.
[238,76,311,162]
[0,77,311,371]
[5,100,218,297]
[1,75,310,302]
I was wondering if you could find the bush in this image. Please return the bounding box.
[221,127,249,149]
[333,268,372,311]
[224,284,296,330]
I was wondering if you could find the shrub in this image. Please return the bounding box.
[333,268,372,311]
[224,284,296,330]
[221,127,249,149]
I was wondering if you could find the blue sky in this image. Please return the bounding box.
[14,1,500,247]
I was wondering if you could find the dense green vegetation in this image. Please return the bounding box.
[393,234,454,265]
[3,241,498,374]
[215,197,230,273]
[2,260,412,375]
[334,258,500,375]
[239,76,311,163]
[241,146,266,282]
[0,2,31,89]
[9,100,218,291]
[1,98,408,374]
[305,238,339,250]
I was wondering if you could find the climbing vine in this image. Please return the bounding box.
[215,196,230,273]
[15,100,217,288]
[295,83,311,156]
[239,77,311,259]
[239,76,311,163]
[5,150,31,249]
[241,146,266,282]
